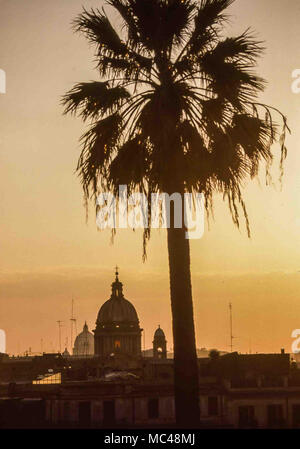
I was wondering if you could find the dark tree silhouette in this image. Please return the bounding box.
[209,349,220,360]
[63,0,289,427]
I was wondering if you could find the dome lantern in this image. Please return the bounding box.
[111,266,124,299]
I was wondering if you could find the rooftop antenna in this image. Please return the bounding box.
[57,320,64,353]
[65,336,68,352]
[70,298,77,354]
[229,302,234,352]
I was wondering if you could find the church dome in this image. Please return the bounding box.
[94,268,142,358]
[97,298,138,323]
[154,325,165,338]
[96,271,139,325]
[73,322,94,356]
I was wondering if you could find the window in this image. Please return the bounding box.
[78,401,91,426]
[157,347,163,359]
[63,401,71,422]
[267,404,284,427]
[103,400,115,425]
[293,405,300,427]
[239,406,256,428]
[148,398,159,419]
[208,397,218,416]
[33,372,61,384]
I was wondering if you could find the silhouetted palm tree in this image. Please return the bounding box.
[63,0,288,426]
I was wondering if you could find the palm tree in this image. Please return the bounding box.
[63,0,288,427]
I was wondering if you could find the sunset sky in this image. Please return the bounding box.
[0,0,299,356]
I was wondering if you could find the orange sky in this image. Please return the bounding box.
[0,0,299,356]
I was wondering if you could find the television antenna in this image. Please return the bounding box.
[229,302,235,352]
[57,320,64,353]
[70,298,77,354]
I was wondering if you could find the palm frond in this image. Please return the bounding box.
[62,82,130,121]
[74,8,127,56]
[77,114,123,198]
[201,53,266,107]
[109,137,149,191]
[107,0,142,50]
[211,30,264,66]
[177,0,235,60]
[122,0,195,53]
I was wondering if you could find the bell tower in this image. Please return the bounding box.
[153,325,167,359]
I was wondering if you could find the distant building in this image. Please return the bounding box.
[62,348,70,357]
[1,352,300,428]
[73,323,94,356]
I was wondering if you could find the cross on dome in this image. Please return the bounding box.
[115,265,119,281]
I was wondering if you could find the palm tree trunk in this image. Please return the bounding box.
[167,204,200,427]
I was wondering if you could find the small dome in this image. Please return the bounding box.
[73,322,94,356]
[96,271,139,324]
[154,325,165,338]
